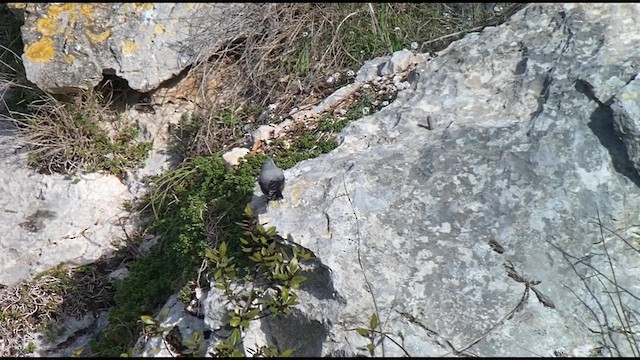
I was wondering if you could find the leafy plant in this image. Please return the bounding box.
[139,313,171,338]
[204,203,313,356]
[247,345,294,357]
[356,313,382,356]
[91,155,265,356]
[182,330,207,356]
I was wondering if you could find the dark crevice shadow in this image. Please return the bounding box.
[583,99,640,189]
[259,308,327,357]
[95,71,149,113]
[574,79,640,187]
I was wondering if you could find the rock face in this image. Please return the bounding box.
[611,77,640,176]
[10,3,260,93]
[0,120,131,286]
[244,3,640,357]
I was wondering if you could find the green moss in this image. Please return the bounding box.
[122,200,133,212]
[317,114,349,133]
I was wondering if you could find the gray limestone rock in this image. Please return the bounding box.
[379,49,414,76]
[611,76,640,176]
[136,294,216,357]
[0,120,132,286]
[11,3,262,93]
[249,3,640,357]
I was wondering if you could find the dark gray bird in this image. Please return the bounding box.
[259,157,285,201]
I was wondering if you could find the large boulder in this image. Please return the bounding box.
[9,3,261,93]
[0,122,131,286]
[245,3,640,357]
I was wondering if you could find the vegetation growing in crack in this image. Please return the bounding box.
[90,154,263,356]
[168,3,524,161]
[12,90,152,178]
[189,3,524,121]
[202,203,311,357]
[91,149,325,356]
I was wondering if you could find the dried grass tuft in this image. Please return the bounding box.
[175,3,524,158]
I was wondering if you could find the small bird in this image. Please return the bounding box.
[259,157,285,201]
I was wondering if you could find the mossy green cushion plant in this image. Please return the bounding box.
[91,154,263,356]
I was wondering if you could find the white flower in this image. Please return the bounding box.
[346,69,355,77]
[362,107,370,115]
[411,42,418,50]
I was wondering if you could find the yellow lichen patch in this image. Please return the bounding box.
[292,183,301,198]
[41,3,80,37]
[153,24,165,35]
[121,41,138,55]
[65,54,75,63]
[8,2,37,13]
[85,29,111,43]
[36,18,61,36]
[7,3,27,9]
[621,91,640,100]
[47,3,74,19]
[80,4,96,19]
[25,36,55,63]
[134,3,154,11]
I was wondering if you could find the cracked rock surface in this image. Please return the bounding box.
[0,121,131,287]
[242,3,640,357]
[12,3,261,93]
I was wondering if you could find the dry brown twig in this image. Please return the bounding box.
[0,261,119,356]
